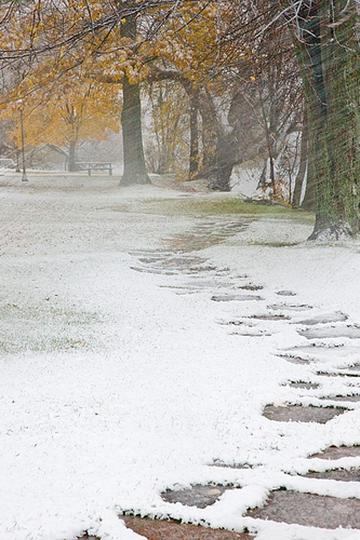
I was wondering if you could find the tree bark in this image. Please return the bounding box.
[198,105,217,178]
[294,0,359,239]
[188,92,199,179]
[209,132,234,191]
[301,102,318,211]
[120,15,150,186]
[198,91,233,191]
[258,86,277,196]
[293,108,308,207]
[68,139,77,172]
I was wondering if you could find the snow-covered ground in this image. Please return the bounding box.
[1,174,360,540]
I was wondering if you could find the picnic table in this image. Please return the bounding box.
[75,161,112,176]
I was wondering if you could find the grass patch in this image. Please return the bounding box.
[248,241,302,247]
[0,336,89,354]
[0,303,102,354]
[118,197,314,222]
[0,303,102,324]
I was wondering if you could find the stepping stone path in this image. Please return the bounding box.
[295,311,348,325]
[263,404,348,423]
[310,445,360,459]
[161,484,232,508]
[123,516,253,539]
[299,324,360,340]
[126,217,360,536]
[317,369,360,378]
[268,303,314,312]
[183,280,236,289]
[320,394,360,402]
[217,319,256,327]
[211,294,263,302]
[248,313,290,321]
[276,290,297,297]
[278,354,312,365]
[344,364,360,371]
[239,284,264,291]
[130,266,177,276]
[343,365,360,375]
[211,460,254,470]
[230,329,272,337]
[304,468,360,481]
[247,490,360,529]
[287,381,320,389]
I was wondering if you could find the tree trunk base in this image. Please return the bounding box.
[208,168,232,192]
[120,173,151,186]
[208,182,231,192]
[308,220,354,241]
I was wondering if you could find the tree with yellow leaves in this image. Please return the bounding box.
[2,70,120,171]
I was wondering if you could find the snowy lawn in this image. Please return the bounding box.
[1,175,360,540]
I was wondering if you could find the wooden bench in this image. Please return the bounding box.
[75,161,112,176]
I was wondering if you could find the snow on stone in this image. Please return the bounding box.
[0,175,360,539]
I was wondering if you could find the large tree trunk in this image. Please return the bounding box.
[209,132,233,191]
[258,87,277,197]
[293,108,308,207]
[197,95,217,179]
[294,0,359,239]
[188,92,199,179]
[120,15,150,186]
[68,139,77,172]
[197,91,233,191]
[301,107,317,211]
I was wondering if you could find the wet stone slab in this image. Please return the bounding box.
[184,280,236,289]
[288,344,348,353]
[310,445,360,460]
[276,290,297,297]
[130,266,177,276]
[248,314,291,321]
[215,269,232,277]
[263,404,348,424]
[138,257,168,264]
[159,256,206,267]
[342,364,360,372]
[166,232,237,252]
[320,394,360,402]
[296,312,348,326]
[338,369,360,377]
[277,354,311,365]
[211,294,263,302]
[161,484,233,508]
[247,490,360,529]
[130,249,175,256]
[268,303,313,312]
[299,325,360,340]
[276,347,317,363]
[238,284,264,291]
[211,460,254,470]
[317,370,360,379]
[123,517,253,539]
[230,330,272,337]
[159,285,195,291]
[287,381,320,390]
[304,468,360,482]
[217,319,256,327]
[184,265,218,274]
